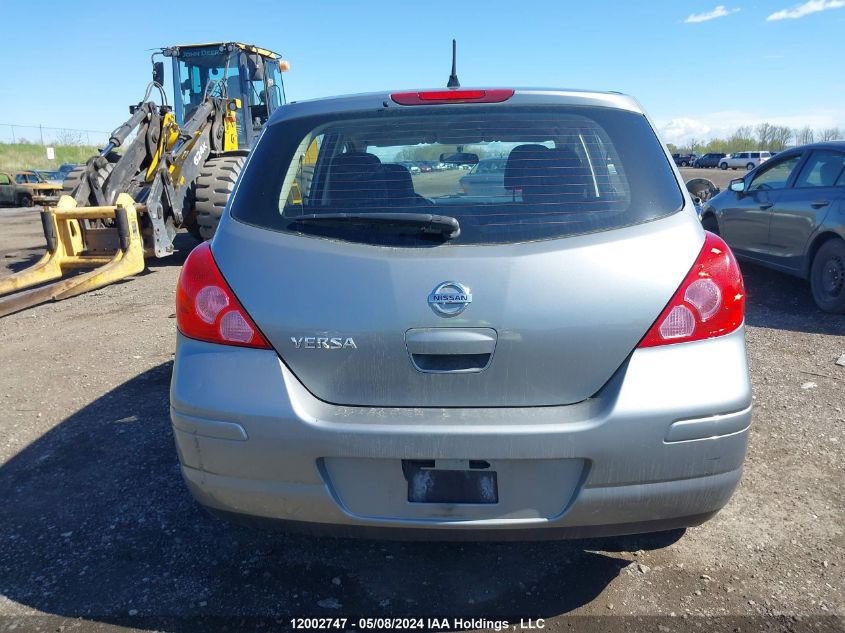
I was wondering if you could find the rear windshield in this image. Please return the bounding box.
[230,105,683,246]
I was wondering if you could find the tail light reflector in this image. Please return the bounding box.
[391,89,514,105]
[176,242,271,349]
[638,232,745,347]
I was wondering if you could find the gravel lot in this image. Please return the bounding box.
[0,175,843,633]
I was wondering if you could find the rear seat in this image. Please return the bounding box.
[382,164,432,206]
[504,145,591,203]
[327,152,388,207]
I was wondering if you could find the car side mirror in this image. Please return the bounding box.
[152,61,165,87]
[729,178,746,194]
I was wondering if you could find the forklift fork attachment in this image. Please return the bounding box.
[0,194,146,317]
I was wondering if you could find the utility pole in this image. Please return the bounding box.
[10,125,15,143]
[39,124,45,146]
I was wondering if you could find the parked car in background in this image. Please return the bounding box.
[701,141,845,312]
[170,87,751,539]
[33,169,64,184]
[719,151,772,170]
[672,153,698,167]
[693,153,726,168]
[458,157,508,197]
[0,170,62,207]
[57,163,80,178]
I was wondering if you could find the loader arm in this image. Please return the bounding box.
[0,96,234,315]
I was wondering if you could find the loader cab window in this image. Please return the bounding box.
[172,47,247,146]
[245,57,284,132]
[247,78,269,130]
[265,63,285,111]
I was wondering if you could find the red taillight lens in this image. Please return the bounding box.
[390,89,514,105]
[638,232,745,348]
[176,242,271,349]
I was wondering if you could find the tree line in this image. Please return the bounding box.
[669,123,843,155]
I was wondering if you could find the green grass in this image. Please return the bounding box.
[0,143,99,173]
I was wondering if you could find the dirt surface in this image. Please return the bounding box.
[0,199,843,633]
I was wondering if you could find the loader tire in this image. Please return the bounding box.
[185,216,204,242]
[194,156,245,240]
[62,162,115,198]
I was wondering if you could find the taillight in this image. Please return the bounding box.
[176,242,271,349]
[390,89,514,105]
[638,232,744,348]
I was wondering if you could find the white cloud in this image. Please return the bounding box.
[655,109,845,145]
[766,0,845,20]
[661,118,713,142]
[684,5,740,23]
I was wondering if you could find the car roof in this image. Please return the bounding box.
[269,88,644,126]
[793,140,845,151]
[767,141,845,158]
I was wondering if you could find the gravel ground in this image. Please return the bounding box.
[0,195,842,633]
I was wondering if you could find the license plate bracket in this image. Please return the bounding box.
[402,460,498,504]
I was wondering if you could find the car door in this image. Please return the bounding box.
[767,149,845,273]
[0,173,12,204]
[719,152,803,257]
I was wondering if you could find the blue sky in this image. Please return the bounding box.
[1,0,843,145]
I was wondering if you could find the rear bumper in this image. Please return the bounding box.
[170,328,752,539]
[32,193,60,206]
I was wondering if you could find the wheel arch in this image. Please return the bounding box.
[700,208,720,234]
[804,230,845,278]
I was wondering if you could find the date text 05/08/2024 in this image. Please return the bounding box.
[289,617,546,630]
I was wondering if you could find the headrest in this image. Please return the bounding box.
[503,144,550,190]
[518,147,589,204]
[382,163,415,195]
[819,158,844,186]
[327,152,387,206]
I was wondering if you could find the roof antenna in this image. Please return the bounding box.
[447,39,460,88]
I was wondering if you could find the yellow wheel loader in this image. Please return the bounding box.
[0,42,288,317]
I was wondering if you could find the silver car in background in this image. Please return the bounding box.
[719,151,772,171]
[459,158,508,197]
[170,88,751,539]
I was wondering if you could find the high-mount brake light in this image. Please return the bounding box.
[176,242,271,349]
[638,232,745,348]
[390,89,514,105]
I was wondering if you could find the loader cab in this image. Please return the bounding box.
[163,42,287,149]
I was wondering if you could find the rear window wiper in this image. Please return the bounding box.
[288,212,461,239]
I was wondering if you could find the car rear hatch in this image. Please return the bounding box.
[214,91,697,407]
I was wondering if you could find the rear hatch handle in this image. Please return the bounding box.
[405,327,497,373]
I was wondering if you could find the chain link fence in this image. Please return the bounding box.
[0,124,111,147]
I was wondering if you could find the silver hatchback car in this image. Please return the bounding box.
[170,88,752,539]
